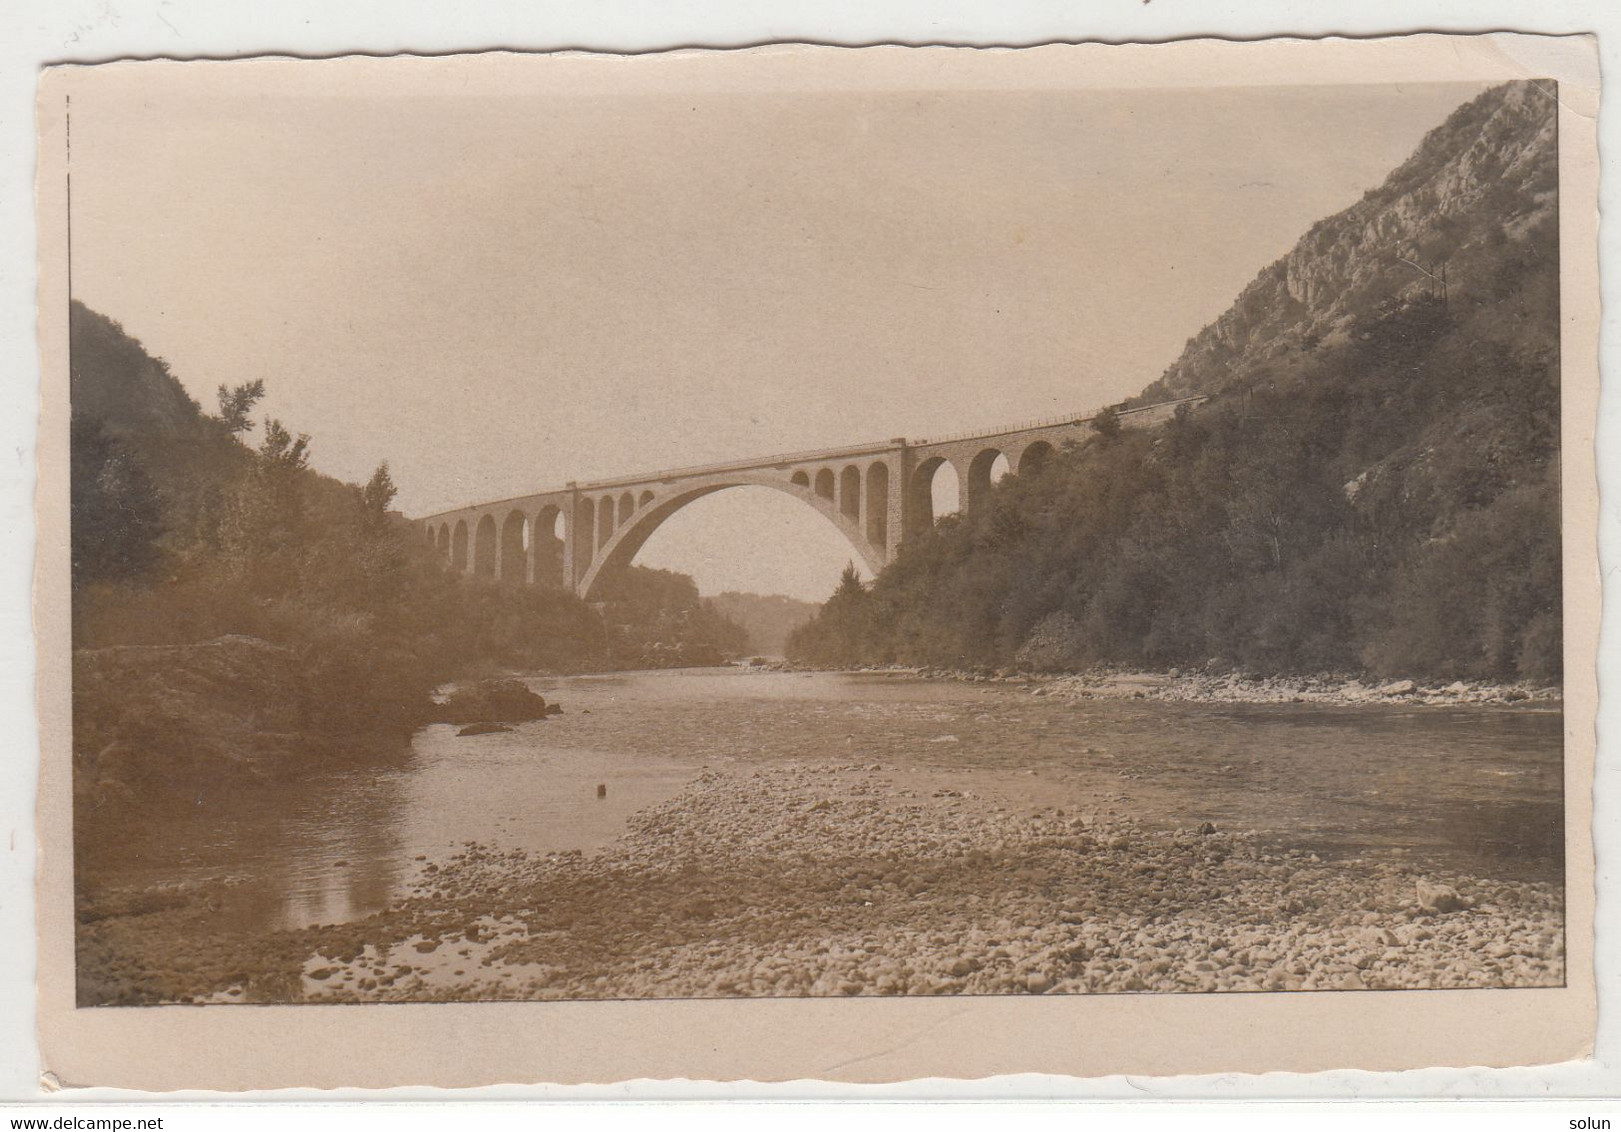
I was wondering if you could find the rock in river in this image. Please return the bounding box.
[428,680,552,725]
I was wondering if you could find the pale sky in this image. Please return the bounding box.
[62,55,1488,601]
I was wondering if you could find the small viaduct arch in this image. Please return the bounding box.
[416,396,1204,599]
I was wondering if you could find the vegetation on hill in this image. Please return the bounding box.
[68,302,743,799]
[704,591,821,657]
[788,82,1561,684]
[598,566,751,667]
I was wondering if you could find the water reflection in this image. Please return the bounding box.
[78,717,701,934]
[78,758,412,931]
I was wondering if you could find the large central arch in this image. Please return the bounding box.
[576,471,887,601]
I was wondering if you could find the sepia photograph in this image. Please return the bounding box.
[29,36,1600,1086]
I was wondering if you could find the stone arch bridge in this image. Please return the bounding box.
[417,397,1203,601]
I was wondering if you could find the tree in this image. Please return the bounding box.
[70,413,163,589]
[832,561,865,600]
[259,419,311,471]
[209,417,312,583]
[1090,405,1122,440]
[215,379,266,436]
[362,462,398,516]
[785,563,876,666]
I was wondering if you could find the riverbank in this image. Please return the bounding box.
[1031,669,1562,707]
[744,659,1560,707]
[71,635,421,810]
[77,756,1562,1004]
[71,636,582,813]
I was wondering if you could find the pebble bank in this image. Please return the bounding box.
[264,763,1563,1002]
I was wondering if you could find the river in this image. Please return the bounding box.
[79,667,1563,945]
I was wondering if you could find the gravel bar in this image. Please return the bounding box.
[277,763,1562,1002]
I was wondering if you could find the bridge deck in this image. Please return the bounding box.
[417,396,1204,522]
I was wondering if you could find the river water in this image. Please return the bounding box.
[80,668,1563,935]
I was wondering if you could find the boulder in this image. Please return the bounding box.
[1377,679,1416,696]
[1362,926,1398,948]
[1416,879,1467,913]
[426,679,550,725]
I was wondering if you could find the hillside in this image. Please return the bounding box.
[790,81,1561,683]
[71,302,209,441]
[1139,80,1557,403]
[705,591,820,656]
[598,566,751,667]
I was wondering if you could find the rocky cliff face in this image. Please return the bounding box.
[1138,81,1558,402]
